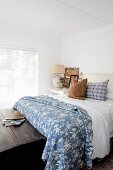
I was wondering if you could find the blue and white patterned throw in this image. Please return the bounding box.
[13,95,93,170]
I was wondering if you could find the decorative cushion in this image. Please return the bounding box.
[68,78,87,100]
[86,80,109,101]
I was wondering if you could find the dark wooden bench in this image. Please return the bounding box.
[0,109,46,170]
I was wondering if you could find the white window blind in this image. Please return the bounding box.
[0,47,38,104]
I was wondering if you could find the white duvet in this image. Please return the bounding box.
[50,95,113,159]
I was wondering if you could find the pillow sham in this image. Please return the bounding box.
[106,86,113,100]
[68,78,87,100]
[107,86,113,93]
[86,79,109,101]
[106,93,113,100]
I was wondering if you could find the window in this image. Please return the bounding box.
[0,47,38,107]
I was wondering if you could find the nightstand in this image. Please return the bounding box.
[48,88,68,96]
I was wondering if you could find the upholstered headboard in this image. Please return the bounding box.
[83,73,113,86]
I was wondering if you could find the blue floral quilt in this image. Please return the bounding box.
[13,95,93,170]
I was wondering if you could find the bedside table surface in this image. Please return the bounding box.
[48,88,68,95]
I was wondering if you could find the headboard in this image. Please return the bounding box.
[83,73,113,86]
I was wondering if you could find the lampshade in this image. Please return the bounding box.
[50,64,65,74]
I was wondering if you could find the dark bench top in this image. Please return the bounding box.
[0,109,46,153]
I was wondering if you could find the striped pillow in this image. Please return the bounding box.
[86,80,109,101]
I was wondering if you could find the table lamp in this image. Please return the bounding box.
[50,64,65,88]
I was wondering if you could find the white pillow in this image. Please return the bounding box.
[106,93,113,100]
[106,86,113,100]
[107,86,113,93]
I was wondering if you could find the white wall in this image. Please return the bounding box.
[0,28,61,94]
[61,24,113,74]
[2,23,113,96]
[38,37,61,94]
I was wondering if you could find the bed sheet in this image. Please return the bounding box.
[52,95,113,159]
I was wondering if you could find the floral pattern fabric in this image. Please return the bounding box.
[13,95,93,170]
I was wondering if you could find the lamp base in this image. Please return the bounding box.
[52,77,62,88]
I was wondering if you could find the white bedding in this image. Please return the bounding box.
[50,95,113,159]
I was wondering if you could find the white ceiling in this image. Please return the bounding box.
[0,0,113,37]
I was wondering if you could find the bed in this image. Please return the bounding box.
[13,73,113,170]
